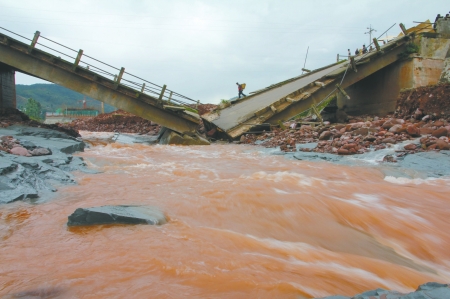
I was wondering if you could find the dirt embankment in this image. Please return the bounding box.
[60,109,162,135]
[396,84,450,117]
[0,108,80,138]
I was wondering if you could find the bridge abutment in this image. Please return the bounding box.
[337,18,450,117]
[0,63,16,111]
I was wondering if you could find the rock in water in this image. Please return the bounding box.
[317,282,450,299]
[67,205,167,226]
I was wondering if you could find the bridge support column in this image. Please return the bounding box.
[0,63,16,111]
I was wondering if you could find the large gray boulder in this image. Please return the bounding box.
[67,205,167,226]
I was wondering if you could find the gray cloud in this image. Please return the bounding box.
[1,0,448,103]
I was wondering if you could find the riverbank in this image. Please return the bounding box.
[0,124,92,204]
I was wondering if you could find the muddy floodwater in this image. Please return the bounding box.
[1,132,450,298]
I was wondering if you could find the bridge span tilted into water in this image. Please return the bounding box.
[0,27,207,143]
[201,24,428,140]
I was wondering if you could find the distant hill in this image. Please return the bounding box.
[15,84,116,113]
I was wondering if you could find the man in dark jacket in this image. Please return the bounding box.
[236,82,246,98]
[362,44,368,54]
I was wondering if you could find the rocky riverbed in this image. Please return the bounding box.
[242,83,450,161]
[0,124,92,204]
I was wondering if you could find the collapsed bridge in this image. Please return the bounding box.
[202,20,450,140]
[1,18,450,144]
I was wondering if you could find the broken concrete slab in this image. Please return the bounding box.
[67,205,167,226]
[159,128,209,145]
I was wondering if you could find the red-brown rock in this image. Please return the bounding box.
[10,146,31,157]
[382,138,396,144]
[420,127,434,135]
[432,127,448,138]
[404,143,417,150]
[337,148,350,155]
[389,124,405,134]
[406,125,421,137]
[319,131,332,140]
[436,139,450,150]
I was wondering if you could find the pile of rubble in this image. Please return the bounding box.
[60,104,217,135]
[243,116,449,155]
[196,104,217,116]
[60,109,162,135]
[242,83,450,157]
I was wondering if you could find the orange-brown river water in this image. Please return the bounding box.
[1,132,450,298]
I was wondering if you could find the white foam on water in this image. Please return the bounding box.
[236,232,410,293]
[346,138,422,165]
[384,175,444,185]
[273,188,290,194]
[240,171,327,188]
[353,193,380,203]
[391,207,430,225]
[331,194,386,210]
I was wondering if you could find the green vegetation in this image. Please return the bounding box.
[398,42,420,59]
[16,84,115,113]
[220,99,231,108]
[183,106,198,114]
[23,98,43,121]
[294,94,337,120]
[316,94,336,114]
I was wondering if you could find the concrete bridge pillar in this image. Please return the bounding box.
[0,63,16,110]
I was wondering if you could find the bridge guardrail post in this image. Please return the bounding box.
[140,83,146,93]
[73,49,83,70]
[168,91,173,104]
[350,56,357,72]
[114,67,125,89]
[28,31,40,53]
[158,84,167,101]
[373,38,381,51]
[399,23,408,35]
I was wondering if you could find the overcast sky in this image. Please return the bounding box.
[1,0,448,104]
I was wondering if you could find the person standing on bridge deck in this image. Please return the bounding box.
[362,44,368,54]
[347,49,351,59]
[236,82,246,99]
[354,48,360,55]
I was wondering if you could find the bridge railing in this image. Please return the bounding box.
[0,26,201,109]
